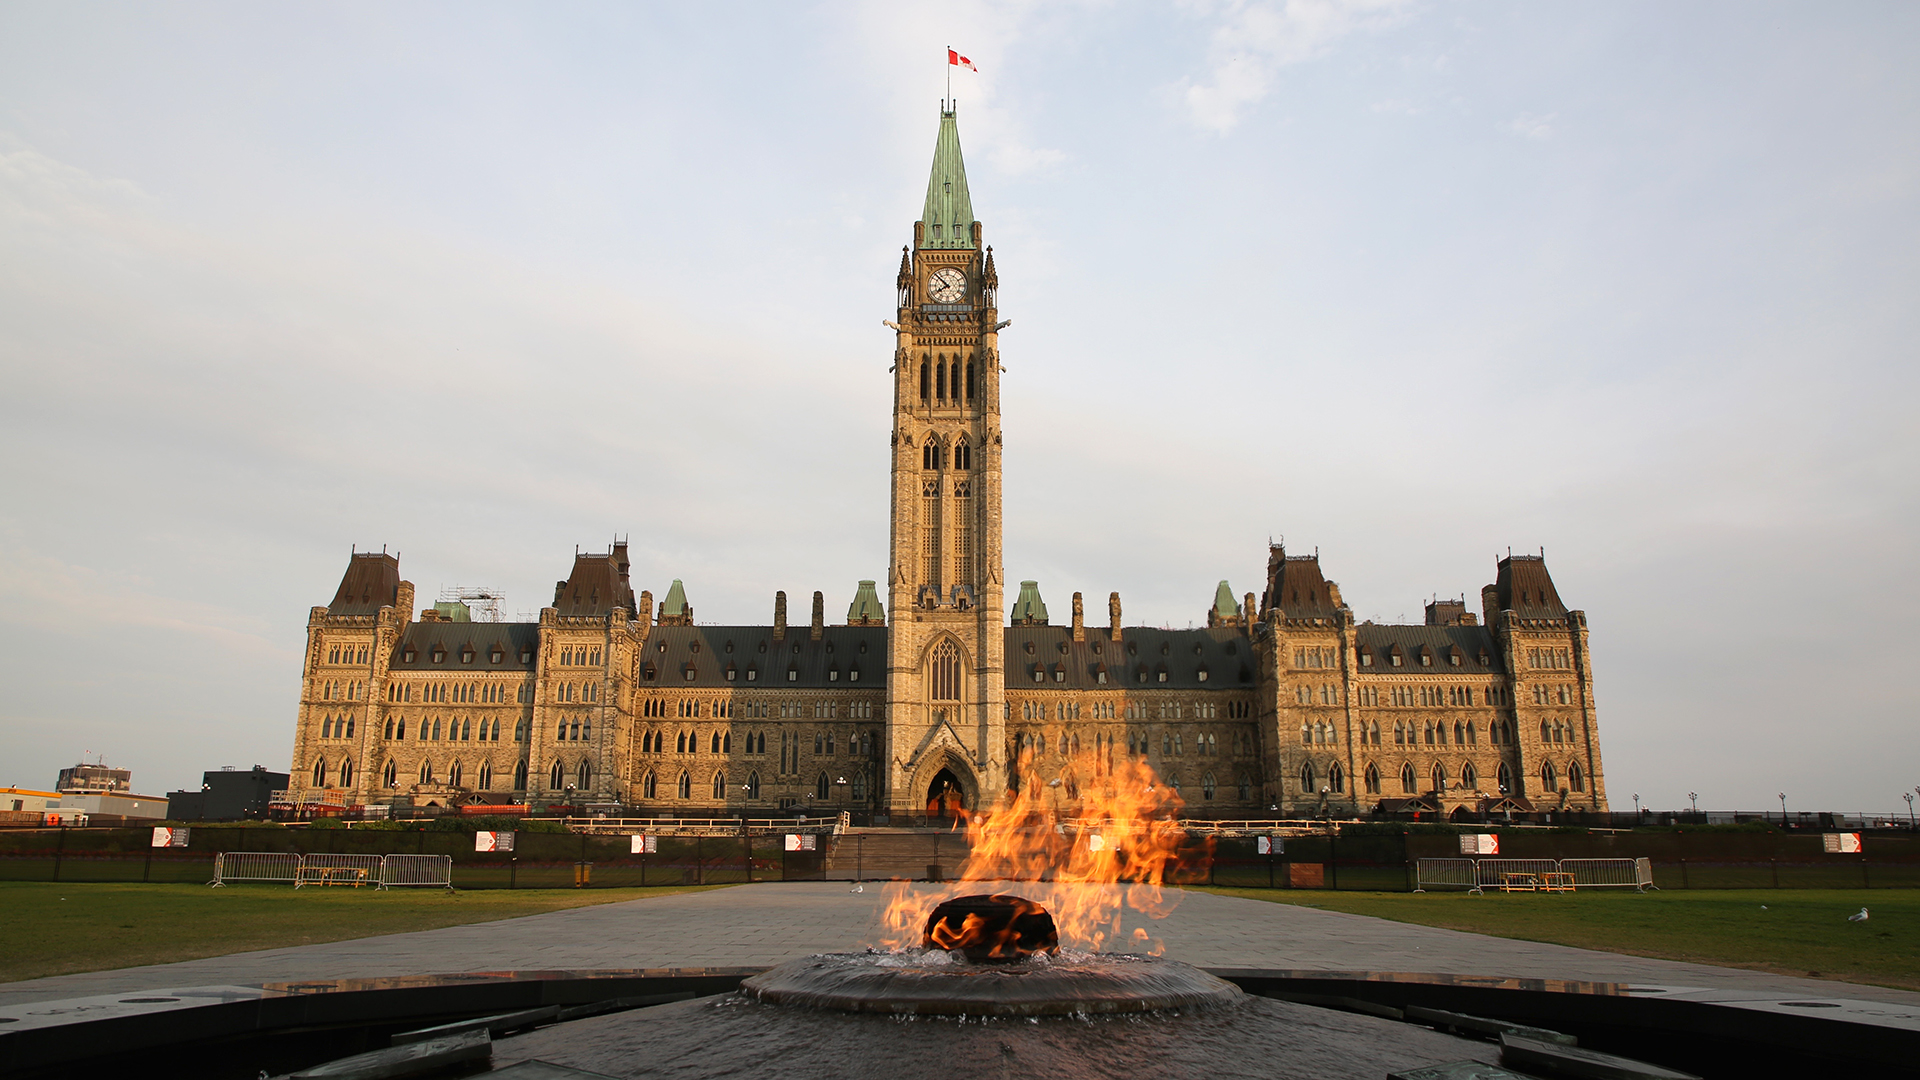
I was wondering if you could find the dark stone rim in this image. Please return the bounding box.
[739,954,1246,1016]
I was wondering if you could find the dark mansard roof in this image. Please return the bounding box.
[1260,547,1339,620]
[1352,623,1505,675]
[553,544,636,617]
[1491,555,1567,620]
[328,553,401,615]
[1006,625,1255,691]
[390,622,541,672]
[640,625,889,690]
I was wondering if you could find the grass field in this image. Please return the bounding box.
[0,882,731,984]
[1197,886,1920,991]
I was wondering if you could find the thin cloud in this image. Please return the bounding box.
[1509,111,1557,139]
[1180,0,1420,132]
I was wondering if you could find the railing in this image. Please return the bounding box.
[381,854,454,890]
[209,851,301,886]
[562,816,841,835]
[1414,856,1654,893]
[294,853,383,888]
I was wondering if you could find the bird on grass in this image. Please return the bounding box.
[1848,907,1869,922]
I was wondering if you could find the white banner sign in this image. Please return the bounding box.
[1257,835,1284,855]
[630,834,658,854]
[1823,832,1863,853]
[150,826,189,848]
[1460,834,1500,855]
[784,834,817,852]
[475,830,515,852]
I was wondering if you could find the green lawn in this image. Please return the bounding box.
[1196,887,1920,991]
[0,882,731,984]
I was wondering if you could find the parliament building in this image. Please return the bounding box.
[287,107,1610,821]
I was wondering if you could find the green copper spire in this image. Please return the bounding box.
[659,579,689,617]
[919,105,975,250]
[1212,581,1238,621]
[847,579,885,625]
[1010,580,1048,625]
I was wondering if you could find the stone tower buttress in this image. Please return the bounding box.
[885,105,1007,814]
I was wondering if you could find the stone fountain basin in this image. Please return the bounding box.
[739,951,1242,1016]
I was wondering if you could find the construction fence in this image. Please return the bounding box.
[0,825,1915,891]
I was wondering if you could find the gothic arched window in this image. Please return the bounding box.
[930,639,961,701]
[712,771,726,799]
[936,357,947,400]
[312,758,326,786]
[1461,762,1478,790]
[966,359,975,402]
[1400,763,1417,793]
[1568,760,1585,793]
[1364,763,1381,794]
[578,760,592,789]
[513,759,528,790]
[1299,761,1315,793]
[920,358,930,402]
[1541,760,1558,792]
[1432,762,1448,791]
[549,760,564,789]
[1328,762,1344,793]
[449,760,463,788]
[747,771,761,799]
[478,761,491,789]
[421,760,435,785]
[1497,762,1512,794]
[677,770,692,799]
[643,770,657,798]
[384,759,398,788]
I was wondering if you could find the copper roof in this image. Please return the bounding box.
[1492,555,1567,619]
[553,544,636,617]
[391,623,540,671]
[1260,545,1338,620]
[1006,625,1253,691]
[328,552,401,615]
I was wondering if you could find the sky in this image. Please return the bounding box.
[1,1,1915,813]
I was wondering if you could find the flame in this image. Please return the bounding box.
[877,751,1210,954]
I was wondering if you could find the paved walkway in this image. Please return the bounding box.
[3,882,1915,1010]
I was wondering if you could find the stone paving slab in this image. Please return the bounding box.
[2,882,1914,1009]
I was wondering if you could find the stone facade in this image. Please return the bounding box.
[285,106,1608,820]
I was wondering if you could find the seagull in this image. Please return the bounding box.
[1849,907,1869,922]
[850,883,864,894]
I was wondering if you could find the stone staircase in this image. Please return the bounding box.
[825,829,973,881]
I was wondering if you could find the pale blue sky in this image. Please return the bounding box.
[1,2,1915,812]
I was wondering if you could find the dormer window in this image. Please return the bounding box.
[747,667,758,681]
[1032,667,1044,684]
[1359,648,1373,667]
[520,649,533,663]
[787,666,798,682]
[829,666,839,682]
[403,647,417,663]
[849,666,860,682]
[1420,645,1433,667]
[1479,652,1491,666]
[684,665,696,681]
[460,647,475,664]
[690,640,701,653]
[1197,666,1209,682]
[642,664,657,681]
[489,648,504,664]
[1053,666,1065,683]
[726,663,737,682]
[1449,650,1461,667]
[431,647,446,664]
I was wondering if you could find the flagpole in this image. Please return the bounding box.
[945,45,951,110]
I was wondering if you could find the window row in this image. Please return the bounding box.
[555,681,600,703]
[558,646,603,666]
[633,767,869,802]
[387,681,531,704]
[1293,684,1342,705]
[918,355,976,406]
[320,679,363,701]
[1527,648,1572,670]
[383,715,515,743]
[643,663,868,684]
[1531,684,1576,706]
[400,644,531,665]
[1358,643,1491,668]
[326,643,370,666]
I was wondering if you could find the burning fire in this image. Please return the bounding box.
[878,751,1209,955]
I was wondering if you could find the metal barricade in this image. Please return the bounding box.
[209,852,302,887]
[295,853,383,889]
[1476,859,1559,889]
[382,854,454,890]
[1413,858,1482,893]
[1559,857,1655,891]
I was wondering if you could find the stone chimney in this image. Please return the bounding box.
[638,590,653,626]
[811,590,825,641]
[1109,592,1123,641]
[774,591,788,641]
[1244,593,1256,630]
[1071,592,1085,642]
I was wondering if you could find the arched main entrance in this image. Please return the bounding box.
[927,769,966,820]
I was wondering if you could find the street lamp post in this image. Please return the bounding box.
[1904,792,1914,829]
[1688,791,1699,813]
[1778,792,1787,828]
[1632,793,1640,818]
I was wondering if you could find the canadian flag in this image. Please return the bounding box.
[948,48,977,72]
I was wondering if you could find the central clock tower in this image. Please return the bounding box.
[884,103,1008,816]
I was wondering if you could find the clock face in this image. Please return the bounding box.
[928,268,967,304]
